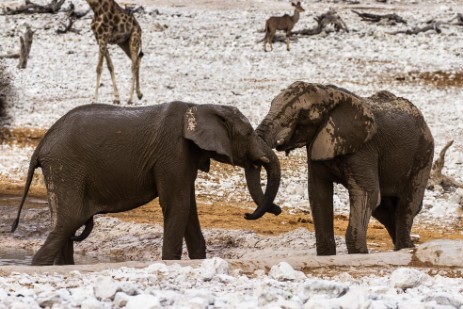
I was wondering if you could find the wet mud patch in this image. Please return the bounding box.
[395,70,463,88]
[0,127,46,146]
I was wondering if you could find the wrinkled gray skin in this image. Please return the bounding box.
[257,81,434,255]
[12,102,281,265]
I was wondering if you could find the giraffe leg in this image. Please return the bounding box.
[93,48,105,104]
[128,33,143,104]
[135,55,143,100]
[103,50,121,104]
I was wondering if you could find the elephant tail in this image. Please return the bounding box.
[70,217,94,242]
[11,152,39,233]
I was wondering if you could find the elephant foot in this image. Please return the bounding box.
[394,239,414,251]
[346,241,369,254]
[316,242,337,256]
[347,247,369,254]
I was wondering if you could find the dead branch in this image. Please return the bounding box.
[56,17,80,34]
[0,54,20,59]
[352,10,407,24]
[388,22,442,35]
[56,2,89,34]
[428,140,463,191]
[0,25,34,68]
[64,2,90,19]
[292,9,349,37]
[1,0,65,15]
[124,5,145,14]
[447,13,463,26]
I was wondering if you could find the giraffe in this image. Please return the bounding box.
[86,0,143,104]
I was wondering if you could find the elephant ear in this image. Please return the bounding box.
[310,100,377,160]
[183,105,234,164]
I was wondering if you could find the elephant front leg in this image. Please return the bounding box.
[346,190,374,254]
[308,163,336,255]
[160,199,190,260]
[157,170,194,260]
[184,184,206,259]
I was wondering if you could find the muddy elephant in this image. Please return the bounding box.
[11,102,281,265]
[256,81,434,255]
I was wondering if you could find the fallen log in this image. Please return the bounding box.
[352,10,407,24]
[1,0,65,15]
[448,13,463,26]
[292,9,349,37]
[388,22,441,35]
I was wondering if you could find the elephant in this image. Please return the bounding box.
[11,102,281,265]
[256,81,434,255]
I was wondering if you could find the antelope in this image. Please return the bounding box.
[263,1,305,52]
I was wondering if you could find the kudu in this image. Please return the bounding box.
[263,1,305,52]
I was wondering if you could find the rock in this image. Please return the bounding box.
[421,295,463,308]
[125,294,161,309]
[188,296,209,309]
[299,279,349,303]
[199,257,229,281]
[94,277,120,300]
[269,262,306,281]
[146,263,169,276]
[415,240,463,267]
[70,287,92,306]
[390,268,429,290]
[113,292,130,308]
[81,297,102,309]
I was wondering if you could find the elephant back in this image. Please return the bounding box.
[366,91,425,121]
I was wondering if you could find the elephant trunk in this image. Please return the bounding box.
[256,116,277,148]
[244,137,281,220]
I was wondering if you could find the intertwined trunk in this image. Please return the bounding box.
[244,135,281,220]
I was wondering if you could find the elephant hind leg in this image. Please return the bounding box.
[393,152,432,251]
[32,216,87,265]
[54,239,75,265]
[32,228,74,265]
[372,196,397,245]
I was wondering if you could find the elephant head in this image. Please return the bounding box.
[183,104,281,220]
[256,81,377,159]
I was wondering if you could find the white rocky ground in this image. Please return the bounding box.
[1,0,463,307]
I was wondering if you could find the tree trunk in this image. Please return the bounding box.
[18,25,34,69]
